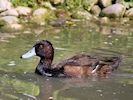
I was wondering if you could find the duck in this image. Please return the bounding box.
[20,40,121,78]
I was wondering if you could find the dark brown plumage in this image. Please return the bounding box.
[21,40,121,78]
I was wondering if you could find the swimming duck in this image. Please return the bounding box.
[20,40,121,77]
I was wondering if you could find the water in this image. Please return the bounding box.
[0,21,133,100]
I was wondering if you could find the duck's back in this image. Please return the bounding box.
[51,54,121,77]
[52,54,99,68]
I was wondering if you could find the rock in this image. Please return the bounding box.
[50,0,64,5]
[125,8,133,18]
[32,8,51,25]
[0,16,18,24]
[120,17,129,24]
[100,17,110,24]
[71,9,92,20]
[43,1,56,10]
[15,6,32,16]
[33,8,48,16]
[48,96,53,100]
[0,16,22,30]
[116,0,133,9]
[10,23,22,29]
[50,18,66,26]
[101,3,126,18]
[55,9,70,19]
[99,26,111,35]
[83,0,98,11]
[98,0,112,8]
[90,5,101,16]
[0,0,12,12]
[0,8,18,16]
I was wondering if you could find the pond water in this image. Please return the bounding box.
[0,21,133,100]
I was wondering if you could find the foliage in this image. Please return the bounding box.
[11,0,37,7]
[64,0,82,10]
[119,0,133,8]
[63,0,97,13]
[0,20,6,27]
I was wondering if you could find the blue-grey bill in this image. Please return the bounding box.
[21,47,36,58]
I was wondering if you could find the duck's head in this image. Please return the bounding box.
[21,40,54,61]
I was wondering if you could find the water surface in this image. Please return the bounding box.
[0,21,133,100]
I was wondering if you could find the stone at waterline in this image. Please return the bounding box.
[0,16,18,24]
[125,8,133,19]
[32,8,48,25]
[71,9,92,20]
[0,16,22,29]
[55,9,70,19]
[101,3,126,18]
[100,17,110,24]
[83,0,98,11]
[32,8,55,25]
[33,8,48,16]
[0,0,12,12]
[98,0,112,8]
[10,23,22,29]
[42,1,56,10]
[90,5,101,16]
[15,6,32,16]
[0,8,18,16]
[50,0,64,5]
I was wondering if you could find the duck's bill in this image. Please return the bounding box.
[21,47,36,58]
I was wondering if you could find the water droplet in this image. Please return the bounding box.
[89,29,92,32]
[7,61,16,66]
[123,84,126,87]
[12,75,16,78]
[109,42,113,45]
[97,89,102,92]
[100,94,103,96]
[104,42,108,44]
[115,38,119,41]
[55,47,67,51]
[113,92,116,95]
[29,78,32,81]
[46,78,49,81]
[108,35,112,38]
[49,96,53,100]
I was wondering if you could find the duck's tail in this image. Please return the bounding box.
[98,56,121,70]
[111,57,121,70]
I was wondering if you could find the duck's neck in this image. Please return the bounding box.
[35,58,53,75]
[40,58,53,68]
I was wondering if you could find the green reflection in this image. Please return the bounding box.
[120,78,133,85]
[0,21,133,100]
[0,23,133,73]
[0,76,39,99]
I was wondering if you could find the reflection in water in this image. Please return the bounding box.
[38,75,133,100]
[0,21,133,100]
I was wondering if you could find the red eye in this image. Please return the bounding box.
[39,45,44,48]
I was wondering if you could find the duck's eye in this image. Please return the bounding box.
[39,45,44,49]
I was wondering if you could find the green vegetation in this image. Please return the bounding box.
[0,76,39,99]
[10,0,94,11]
[120,0,133,8]
[0,20,6,27]
[64,0,83,10]
[11,0,37,7]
